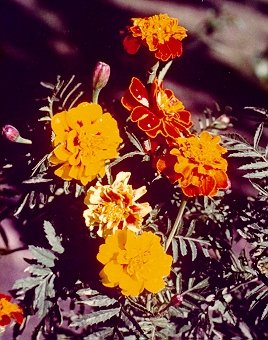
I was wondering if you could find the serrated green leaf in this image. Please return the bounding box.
[226,143,250,150]
[171,238,179,262]
[253,123,264,149]
[76,288,100,296]
[25,265,51,277]
[243,170,268,179]
[29,245,57,267]
[189,240,197,261]
[34,273,55,318]
[70,307,120,327]
[239,162,268,171]
[201,247,210,257]
[261,304,268,320]
[43,221,64,254]
[84,328,113,339]
[192,277,209,291]
[178,238,187,256]
[186,220,196,237]
[249,288,268,311]
[229,151,259,158]
[12,277,40,291]
[23,176,52,184]
[77,295,117,308]
[250,181,268,196]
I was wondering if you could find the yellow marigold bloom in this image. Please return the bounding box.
[97,229,173,296]
[0,294,23,328]
[83,171,152,237]
[170,131,229,197]
[49,102,122,186]
[123,14,187,61]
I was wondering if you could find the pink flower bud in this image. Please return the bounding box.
[92,61,110,90]
[2,124,32,144]
[170,294,183,306]
[2,124,20,142]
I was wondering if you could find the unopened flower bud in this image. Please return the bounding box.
[2,124,32,144]
[170,294,183,307]
[92,61,110,91]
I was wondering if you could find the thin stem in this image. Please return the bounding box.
[147,61,160,84]
[92,88,101,104]
[165,198,187,252]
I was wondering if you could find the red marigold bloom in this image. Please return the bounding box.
[168,131,229,197]
[0,294,23,328]
[121,77,192,138]
[123,14,187,61]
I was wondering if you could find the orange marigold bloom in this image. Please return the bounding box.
[49,102,122,186]
[123,14,187,61]
[0,294,23,328]
[83,171,152,237]
[121,77,192,138]
[97,229,173,296]
[169,131,229,197]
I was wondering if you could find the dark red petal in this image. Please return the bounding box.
[155,43,172,61]
[123,36,141,54]
[167,38,183,58]
[182,184,200,197]
[163,122,180,138]
[132,108,161,132]
[129,77,149,105]
[0,294,11,301]
[0,315,11,326]
[11,311,24,325]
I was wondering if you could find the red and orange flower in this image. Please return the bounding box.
[121,77,192,139]
[156,131,229,197]
[0,294,23,329]
[123,14,187,61]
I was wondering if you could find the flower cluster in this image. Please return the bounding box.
[97,229,173,296]
[0,294,23,332]
[83,171,152,237]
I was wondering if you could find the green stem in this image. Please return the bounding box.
[165,198,187,252]
[92,88,101,104]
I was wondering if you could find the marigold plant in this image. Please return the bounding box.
[97,229,173,296]
[0,294,23,328]
[83,171,151,237]
[123,13,187,61]
[49,102,122,185]
[121,77,192,138]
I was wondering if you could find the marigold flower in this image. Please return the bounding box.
[121,77,192,138]
[83,171,151,237]
[49,102,122,186]
[123,14,187,61]
[169,131,229,196]
[0,294,23,328]
[97,229,173,296]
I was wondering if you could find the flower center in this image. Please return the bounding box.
[157,90,184,116]
[182,139,219,165]
[104,202,125,223]
[127,250,150,276]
